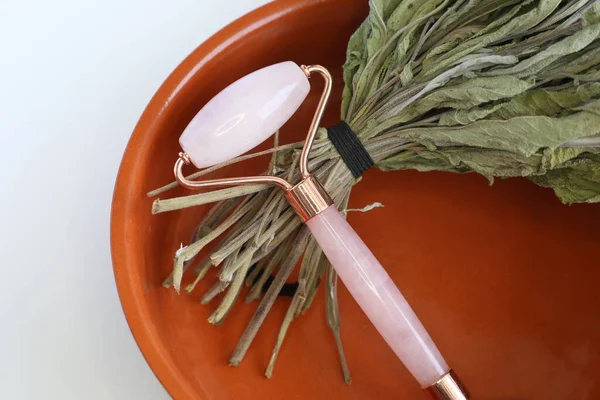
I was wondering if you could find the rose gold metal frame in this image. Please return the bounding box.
[299,65,332,178]
[424,371,469,400]
[173,64,334,219]
[174,152,292,191]
[285,175,332,222]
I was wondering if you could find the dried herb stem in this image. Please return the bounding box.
[208,247,257,325]
[265,278,307,378]
[246,241,289,303]
[152,185,268,214]
[185,256,213,293]
[170,195,259,293]
[245,259,266,288]
[326,264,351,384]
[229,227,309,366]
[249,217,303,264]
[201,280,231,305]
[211,218,262,271]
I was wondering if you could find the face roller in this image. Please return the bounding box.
[172,61,468,399]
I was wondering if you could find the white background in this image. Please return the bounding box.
[0,0,269,398]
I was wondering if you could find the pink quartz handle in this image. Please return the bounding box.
[306,205,449,387]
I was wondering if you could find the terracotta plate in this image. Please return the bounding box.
[111,1,600,398]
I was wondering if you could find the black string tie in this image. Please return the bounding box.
[326,121,374,178]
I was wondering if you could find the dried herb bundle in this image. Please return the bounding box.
[151,0,600,382]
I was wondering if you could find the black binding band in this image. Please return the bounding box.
[327,121,374,179]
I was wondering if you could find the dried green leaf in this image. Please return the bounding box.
[530,152,600,203]
[485,19,600,77]
[422,0,562,78]
[490,82,600,119]
[403,99,600,157]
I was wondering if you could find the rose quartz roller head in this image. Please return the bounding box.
[172,61,468,399]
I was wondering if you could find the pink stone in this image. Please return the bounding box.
[179,61,310,168]
[306,206,449,387]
